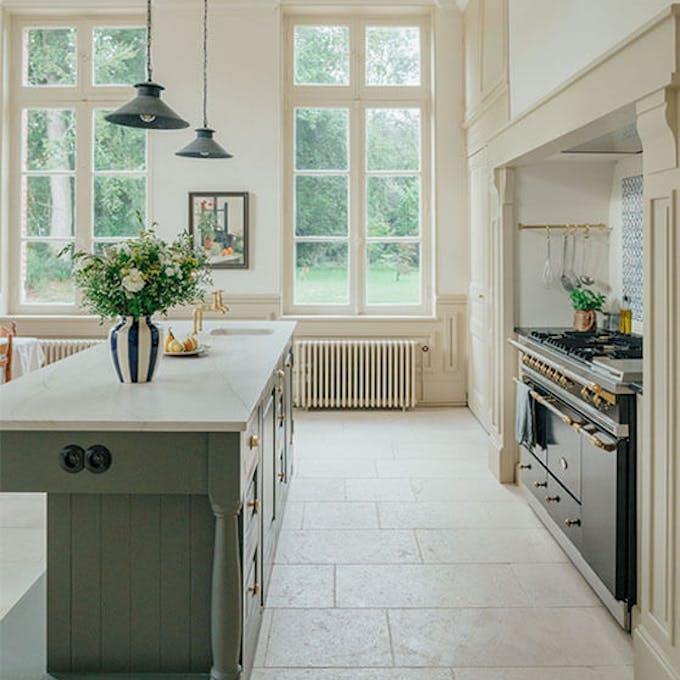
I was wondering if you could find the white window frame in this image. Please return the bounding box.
[8,14,149,315]
[283,14,432,316]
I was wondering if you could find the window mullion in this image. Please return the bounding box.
[77,102,92,255]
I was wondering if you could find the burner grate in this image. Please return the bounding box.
[529,330,643,362]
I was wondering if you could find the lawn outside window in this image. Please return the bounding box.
[284,15,432,315]
[9,16,148,313]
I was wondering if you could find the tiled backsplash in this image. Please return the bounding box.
[621,175,643,323]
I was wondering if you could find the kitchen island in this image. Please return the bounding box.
[0,320,297,680]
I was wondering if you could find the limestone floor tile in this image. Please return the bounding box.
[379,502,541,530]
[410,477,524,503]
[394,441,487,459]
[303,502,379,530]
[416,528,567,564]
[0,563,44,618]
[336,564,529,608]
[296,459,377,479]
[376,459,487,479]
[266,565,335,608]
[0,494,46,528]
[0,528,46,564]
[346,478,415,502]
[265,608,392,667]
[452,668,634,680]
[251,670,454,680]
[388,607,633,667]
[281,502,305,530]
[511,563,601,607]
[296,439,395,460]
[288,478,346,502]
[275,530,421,565]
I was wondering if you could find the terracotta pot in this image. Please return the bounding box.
[573,309,597,332]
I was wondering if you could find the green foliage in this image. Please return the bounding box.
[94,109,146,170]
[367,176,419,237]
[64,229,212,319]
[25,109,75,170]
[294,25,349,85]
[94,176,146,237]
[367,109,420,171]
[26,28,76,86]
[570,288,606,312]
[365,27,420,86]
[296,176,348,237]
[296,108,348,170]
[93,28,146,85]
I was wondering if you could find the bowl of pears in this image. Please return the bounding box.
[163,328,203,356]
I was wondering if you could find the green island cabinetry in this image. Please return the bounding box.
[0,321,296,680]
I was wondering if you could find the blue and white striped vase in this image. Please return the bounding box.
[109,316,161,384]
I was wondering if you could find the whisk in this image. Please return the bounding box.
[542,226,554,288]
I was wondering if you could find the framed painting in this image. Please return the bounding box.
[188,191,249,269]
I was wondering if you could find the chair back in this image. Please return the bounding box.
[0,322,17,383]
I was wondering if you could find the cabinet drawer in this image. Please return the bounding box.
[545,409,582,502]
[243,469,259,564]
[242,545,263,673]
[544,475,583,551]
[241,411,260,485]
[244,546,261,616]
[518,446,548,504]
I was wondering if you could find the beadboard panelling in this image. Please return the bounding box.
[47,493,214,674]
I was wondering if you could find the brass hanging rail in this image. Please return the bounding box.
[517,223,609,230]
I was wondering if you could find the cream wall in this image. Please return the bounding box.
[508,0,673,116]
[514,161,613,327]
[151,3,282,296]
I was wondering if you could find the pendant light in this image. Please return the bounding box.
[105,0,189,130]
[176,0,232,159]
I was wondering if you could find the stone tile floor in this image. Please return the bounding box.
[0,407,634,679]
[252,407,633,680]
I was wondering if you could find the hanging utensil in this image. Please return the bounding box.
[580,225,595,285]
[542,226,554,288]
[560,231,574,292]
[569,229,582,289]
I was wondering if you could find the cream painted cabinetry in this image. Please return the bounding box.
[467,148,492,430]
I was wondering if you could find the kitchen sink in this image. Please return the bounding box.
[209,327,275,336]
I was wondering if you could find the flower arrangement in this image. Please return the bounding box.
[62,228,211,320]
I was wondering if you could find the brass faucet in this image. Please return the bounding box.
[193,289,230,334]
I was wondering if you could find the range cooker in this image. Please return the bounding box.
[510,328,641,630]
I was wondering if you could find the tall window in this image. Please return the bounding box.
[11,18,148,310]
[285,17,431,314]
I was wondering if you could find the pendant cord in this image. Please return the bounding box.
[202,0,208,128]
[146,0,153,82]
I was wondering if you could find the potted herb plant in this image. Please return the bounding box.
[569,288,606,332]
[63,229,210,383]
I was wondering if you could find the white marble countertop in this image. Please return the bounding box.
[0,320,296,432]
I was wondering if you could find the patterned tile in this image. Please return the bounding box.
[621,175,643,323]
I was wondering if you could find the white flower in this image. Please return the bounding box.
[121,268,146,294]
[118,242,131,255]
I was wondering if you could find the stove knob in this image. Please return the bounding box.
[592,395,603,408]
[580,387,591,401]
[559,375,568,387]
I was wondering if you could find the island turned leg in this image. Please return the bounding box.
[209,502,242,680]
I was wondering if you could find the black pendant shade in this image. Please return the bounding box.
[176,127,233,158]
[105,0,189,131]
[105,82,189,130]
[176,0,232,159]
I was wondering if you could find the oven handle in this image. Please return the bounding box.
[514,377,618,452]
[513,377,576,426]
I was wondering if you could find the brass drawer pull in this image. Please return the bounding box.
[277,472,286,481]
[532,481,547,488]
[247,500,259,512]
[249,434,259,449]
[517,462,531,470]
[544,495,560,504]
[565,518,581,528]
[248,584,260,596]
[277,369,285,379]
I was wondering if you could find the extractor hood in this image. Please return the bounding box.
[562,123,642,155]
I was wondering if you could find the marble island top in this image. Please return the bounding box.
[0,320,296,433]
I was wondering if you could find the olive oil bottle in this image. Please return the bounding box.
[619,295,632,334]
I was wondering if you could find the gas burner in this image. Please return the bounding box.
[529,329,643,364]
